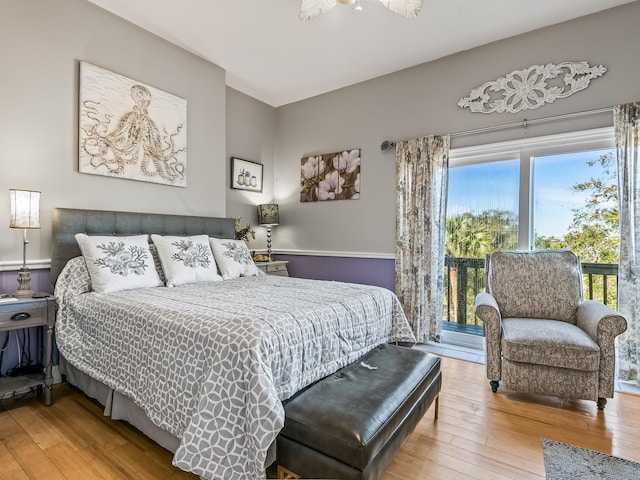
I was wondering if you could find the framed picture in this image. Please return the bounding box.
[300,149,360,202]
[79,61,187,187]
[231,157,263,192]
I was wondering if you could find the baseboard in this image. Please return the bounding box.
[441,330,484,350]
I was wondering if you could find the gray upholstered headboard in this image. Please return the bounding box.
[50,208,236,284]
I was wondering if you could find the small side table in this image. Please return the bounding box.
[0,296,55,406]
[256,260,289,277]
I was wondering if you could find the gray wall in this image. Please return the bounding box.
[275,1,640,257]
[225,87,277,252]
[0,0,226,269]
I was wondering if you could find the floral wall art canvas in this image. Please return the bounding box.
[300,149,361,202]
[79,62,187,187]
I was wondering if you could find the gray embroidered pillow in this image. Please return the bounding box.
[151,234,222,287]
[209,238,263,279]
[75,234,163,293]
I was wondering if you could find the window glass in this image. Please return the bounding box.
[446,159,519,258]
[533,148,619,264]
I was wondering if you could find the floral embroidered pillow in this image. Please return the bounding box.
[209,238,263,279]
[75,234,163,293]
[151,234,222,287]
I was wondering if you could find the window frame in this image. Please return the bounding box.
[448,127,615,250]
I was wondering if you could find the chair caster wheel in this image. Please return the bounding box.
[490,380,499,393]
[597,397,607,410]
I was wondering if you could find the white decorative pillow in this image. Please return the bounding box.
[150,234,222,287]
[75,234,163,293]
[209,238,264,279]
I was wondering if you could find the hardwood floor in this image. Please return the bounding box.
[2,356,640,479]
[0,384,196,479]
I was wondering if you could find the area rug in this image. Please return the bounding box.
[542,438,640,479]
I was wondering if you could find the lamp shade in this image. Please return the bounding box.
[9,189,41,229]
[257,204,279,226]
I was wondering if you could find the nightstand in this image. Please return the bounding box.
[0,296,55,406]
[256,260,289,277]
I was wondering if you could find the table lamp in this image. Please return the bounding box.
[9,189,40,298]
[257,204,279,261]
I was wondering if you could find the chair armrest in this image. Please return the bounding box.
[475,292,501,326]
[577,300,627,398]
[577,300,627,344]
[475,292,502,381]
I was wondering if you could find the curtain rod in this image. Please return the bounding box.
[380,106,614,150]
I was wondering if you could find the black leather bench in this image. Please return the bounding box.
[276,343,442,480]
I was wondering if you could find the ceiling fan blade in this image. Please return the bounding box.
[379,0,423,18]
[300,0,338,21]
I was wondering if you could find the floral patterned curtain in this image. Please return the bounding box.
[395,135,449,342]
[615,102,640,383]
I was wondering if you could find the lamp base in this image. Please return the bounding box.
[13,267,35,298]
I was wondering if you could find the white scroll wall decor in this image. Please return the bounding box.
[458,61,607,114]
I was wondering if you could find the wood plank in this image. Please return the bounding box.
[44,443,107,480]
[8,403,65,450]
[0,408,25,440]
[49,395,128,449]
[99,442,189,480]
[2,431,66,480]
[0,440,29,479]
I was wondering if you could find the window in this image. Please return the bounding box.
[532,149,619,264]
[444,127,618,339]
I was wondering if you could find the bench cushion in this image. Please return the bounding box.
[279,343,441,471]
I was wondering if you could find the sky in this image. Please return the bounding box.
[447,148,616,239]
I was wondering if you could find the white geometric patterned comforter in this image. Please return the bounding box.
[55,257,415,479]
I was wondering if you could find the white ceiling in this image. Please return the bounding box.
[87,0,636,107]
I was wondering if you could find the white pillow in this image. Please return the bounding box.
[75,234,163,293]
[209,238,264,279]
[150,234,222,287]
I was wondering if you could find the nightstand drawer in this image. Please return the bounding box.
[265,263,287,274]
[256,261,289,277]
[0,300,48,332]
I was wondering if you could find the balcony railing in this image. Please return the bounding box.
[443,256,619,336]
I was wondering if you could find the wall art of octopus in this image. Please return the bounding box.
[79,61,187,187]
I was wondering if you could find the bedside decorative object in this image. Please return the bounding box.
[257,204,279,261]
[231,157,263,192]
[255,260,289,277]
[234,217,256,242]
[9,189,40,298]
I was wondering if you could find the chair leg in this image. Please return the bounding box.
[490,380,499,393]
[597,397,607,410]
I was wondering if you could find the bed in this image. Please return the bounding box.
[51,207,415,479]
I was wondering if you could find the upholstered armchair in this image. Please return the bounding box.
[475,250,627,410]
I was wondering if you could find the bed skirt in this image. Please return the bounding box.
[60,356,181,451]
[59,356,278,468]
